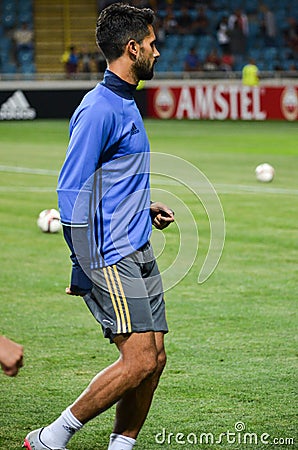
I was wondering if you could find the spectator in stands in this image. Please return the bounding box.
[259,4,276,46]
[61,45,79,78]
[220,52,234,71]
[163,6,178,35]
[203,49,221,71]
[184,46,202,71]
[177,7,193,35]
[229,19,247,57]
[78,45,93,75]
[191,6,209,36]
[155,16,166,48]
[216,15,230,54]
[13,22,34,55]
[284,17,298,59]
[94,48,107,74]
[228,9,249,36]
[242,58,259,86]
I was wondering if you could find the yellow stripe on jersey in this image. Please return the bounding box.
[112,265,132,334]
[103,267,121,334]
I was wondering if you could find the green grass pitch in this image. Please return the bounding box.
[0,119,297,449]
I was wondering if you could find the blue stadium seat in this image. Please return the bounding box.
[198,35,216,52]
[249,21,260,38]
[167,34,181,47]
[213,0,229,11]
[263,47,278,61]
[289,5,298,20]
[227,0,243,10]
[0,36,12,58]
[282,60,296,70]
[19,0,32,13]
[182,34,197,47]
[155,63,165,72]
[267,59,280,71]
[197,47,209,61]
[174,60,184,72]
[1,61,17,73]
[275,9,287,24]
[249,48,262,60]
[19,10,33,24]
[3,12,16,28]
[2,0,16,13]
[265,0,280,8]
[279,47,293,61]
[20,62,36,74]
[18,49,34,65]
[244,0,258,14]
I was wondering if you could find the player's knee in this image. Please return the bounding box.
[138,350,158,379]
[127,351,158,388]
[157,348,167,374]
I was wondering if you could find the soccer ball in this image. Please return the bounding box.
[37,209,62,233]
[255,163,275,183]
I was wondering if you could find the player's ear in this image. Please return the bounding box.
[127,39,138,59]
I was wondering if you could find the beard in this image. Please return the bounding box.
[133,53,156,81]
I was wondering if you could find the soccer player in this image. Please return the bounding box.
[0,335,23,377]
[23,3,174,450]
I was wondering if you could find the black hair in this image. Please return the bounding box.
[96,3,155,62]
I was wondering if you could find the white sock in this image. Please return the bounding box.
[108,433,136,450]
[40,407,83,449]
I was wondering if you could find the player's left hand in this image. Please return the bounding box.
[65,286,90,297]
[150,202,175,230]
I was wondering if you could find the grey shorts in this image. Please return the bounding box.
[83,242,168,342]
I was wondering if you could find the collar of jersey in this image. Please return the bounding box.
[101,69,137,100]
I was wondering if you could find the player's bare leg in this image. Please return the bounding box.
[112,331,166,439]
[70,331,160,423]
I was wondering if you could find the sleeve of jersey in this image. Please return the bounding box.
[57,100,116,294]
[57,101,114,226]
[63,225,93,295]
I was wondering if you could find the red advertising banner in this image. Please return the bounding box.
[147,85,298,121]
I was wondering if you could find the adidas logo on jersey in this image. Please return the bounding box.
[130,122,140,135]
[0,90,36,120]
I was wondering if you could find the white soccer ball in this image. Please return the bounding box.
[255,163,275,183]
[37,208,62,233]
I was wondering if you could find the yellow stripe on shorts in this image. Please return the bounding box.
[112,265,132,334]
[103,267,121,334]
[107,266,127,333]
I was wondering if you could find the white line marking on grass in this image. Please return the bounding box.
[0,187,56,192]
[215,183,298,195]
[0,165,59,176]
[152,177,298,196]
[0,166,297,196]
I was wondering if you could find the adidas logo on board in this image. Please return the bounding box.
[0,90,36,120]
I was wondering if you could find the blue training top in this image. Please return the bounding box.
[57,70,152,293]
